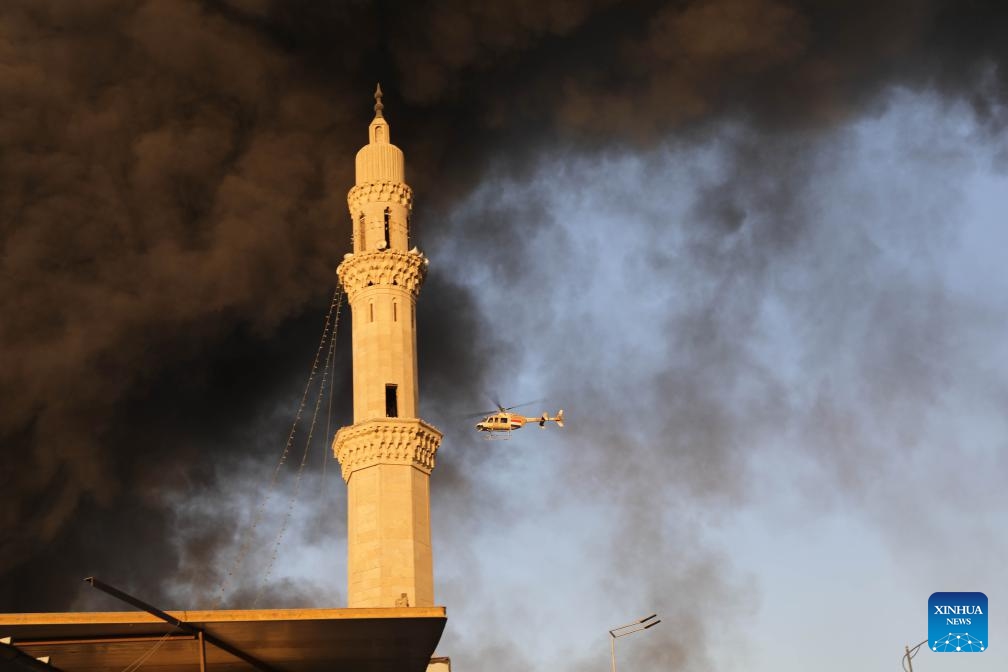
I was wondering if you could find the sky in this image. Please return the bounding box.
[1,2,1007,672]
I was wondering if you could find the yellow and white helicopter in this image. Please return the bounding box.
[473,400,564,439]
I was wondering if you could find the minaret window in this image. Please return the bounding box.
[406,214,411,245]
[385,384,398,417]
[357,213,366,250]
[393,301,398,322]
[369,302,374,323]
[383,208,391,249]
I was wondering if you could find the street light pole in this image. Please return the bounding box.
[902,639,928,672]
[609,614,661,672]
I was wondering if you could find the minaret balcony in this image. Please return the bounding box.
[338,248,429,300]
[332,417,443,481]
[348,180,414,212]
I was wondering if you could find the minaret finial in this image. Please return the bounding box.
[374,83,384,118]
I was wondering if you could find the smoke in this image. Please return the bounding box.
[424,100,1007,669]
[1,1,1007,670]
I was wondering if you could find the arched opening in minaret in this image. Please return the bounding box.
[357,213,366,250]
[393,300,398,322]
[385,384,398,417]
[369,302,374,323]
[383,208,391,249]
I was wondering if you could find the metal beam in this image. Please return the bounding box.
[83,577,281,672]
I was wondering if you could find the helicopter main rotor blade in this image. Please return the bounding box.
[462,409,498,419]
[483,393,506,412]
[502,398,546,412]
[470,395,547,416]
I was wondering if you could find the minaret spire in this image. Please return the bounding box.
[374,82,384,118]
[367,83,390,145]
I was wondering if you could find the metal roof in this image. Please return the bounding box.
[0,607,446,672]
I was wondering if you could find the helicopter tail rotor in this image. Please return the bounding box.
[539,410,565,428]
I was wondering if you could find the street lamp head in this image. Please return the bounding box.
[610,613,662,672]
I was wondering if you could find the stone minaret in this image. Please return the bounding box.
[332,85,443,608]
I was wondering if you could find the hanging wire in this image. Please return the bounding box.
[252,290,343,606]
[213,287,343,608]
[120,631,175,672]
[321,300,339,497]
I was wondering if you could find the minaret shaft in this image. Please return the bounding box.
[333,88,441,609]
[348,286,418,420]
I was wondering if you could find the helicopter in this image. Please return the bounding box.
[473,400,564,439]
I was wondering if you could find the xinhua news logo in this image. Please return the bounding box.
[929,592,988,652]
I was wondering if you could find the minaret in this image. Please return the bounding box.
[332,85,443,608]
